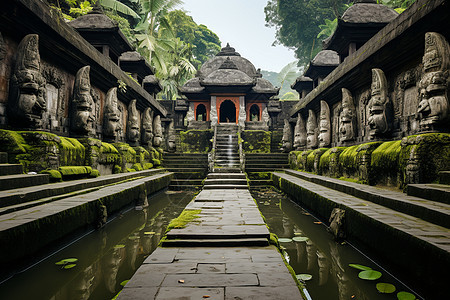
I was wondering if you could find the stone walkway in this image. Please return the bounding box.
[119,187,303,299]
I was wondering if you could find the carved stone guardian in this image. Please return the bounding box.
[103,87,122,142]
[281,119,292,152]
[293,113,307,150]
[8,34,46,129]
[141,107,154,147]
[318,101,331,147]
[167,120,176,152]
[417,32,450,131]
[153,115,163,147]
[306,110,318,149]
[126,99,140,145]
[339,88,356,142]
[70,66,94,137]
[368,68,392,139]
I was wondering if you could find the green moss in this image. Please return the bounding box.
[298,150,312,171]
[113,143,137,164]
[89,169,100,178]
[166,209,201,231]
[58,166,90,176]
[269,233,279,247]
[113,165,122,174]
[132,163,143,171]
[152,158,161,166]
[319,147,346,176]
[289,151,302,169]
[126,168,136,172]
[179,130,213,153]
[339,144,360,174]
[0,130,28,155]
[247,172,271,180]
[99,142,120,165]
[40,169,62,182]
[242,130,271,153]
[370,140,402,185]
[59,137,86,166]
[142,163,153,170]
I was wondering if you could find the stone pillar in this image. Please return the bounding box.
[238,96,246,127]
[210,96,218,125]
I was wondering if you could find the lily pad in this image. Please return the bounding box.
[63,264,76,269]
[296,274,312,281]
[349,264,372,271]
[292,236,309,242]
[358,270,382,280]
[278,238,293,243]
[55,258,78,265]
[114,244,125,249]
[376,283,396,293]
[397,291,416,300]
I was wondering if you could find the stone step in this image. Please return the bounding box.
[245,167,286,172]
[164,167,208,173]
[171,179,204,186]
[245,153,289,158]
[207,173,246,180]
[204,179,247,185]
[213,168,241,173]
[0,169,165,209]
[163,158,208,163]
[0,174,49,192]
[248,180,273,186]
[160,238,268,247]
[0,153,8,164]
[203,184,248,189]
[0,164,23,176]
[284,169,450,229]
[172,172,206,179]
[163,163,206,168]
[169,185,202,191]
[215,164,240,169]
[214,159,240,164]
[406,183,450,204]
[245,159,289,164]
[163,153,207,158]
[245,164,289,168]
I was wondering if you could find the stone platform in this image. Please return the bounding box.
[119,184,304,299]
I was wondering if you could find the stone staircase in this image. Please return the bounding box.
[245,153,289,173]
[162,153,208,190]
[214,124,240,171]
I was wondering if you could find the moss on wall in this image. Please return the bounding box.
[288,151,302,169]
[242,130,271,153]
[247,172,272,180]
[133,146,151,164]
[0,130,28,157]
[299,150,313,171]
[179,129,213,153]
[370,140,402,186]
[59,136,85,166]
[319,147,346,176]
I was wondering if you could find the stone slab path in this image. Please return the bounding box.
[119,187,303,299]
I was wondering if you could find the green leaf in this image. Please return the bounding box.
[114,244,125,249]
[99,0,141,20]
[55,258,78,265]
[278,238,293,243]
[63,264,77,269]
[358,270,382,280]
[120,280,129,287]
[397,291,416,300]
[349,264,372,271]
[296,274,312,281]
[144,231,155,235]
[292,236,309,242]
[376,283,396,293]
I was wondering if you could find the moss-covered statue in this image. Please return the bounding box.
[417,32,450,132]
[167,120,176,152]
[281,119,292,152]
[103,87,122,142]
[70,66,94,137]
[8,34,46,129]
[307,109,318,149]
[141,107,153,147]
[126,99,140,145]
[293,113,307,150]
[318,100,331,147]
[339,88,356,142]
[368,68,392,139]
[153,114,163,147]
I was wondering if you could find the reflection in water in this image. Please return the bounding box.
[251,186,416,300]
[0,190,195,300]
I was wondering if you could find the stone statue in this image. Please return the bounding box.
[293,113,307,150]
[141,107,154,146]
[318,101,331,147]
[368,68,392,139]
[281,119,292,152]
[126,99,140,144]
[339,88,356,142]
[153,114,163,147]
[167,120,176,152]
[103,87,122,142]
[8,34,46,129]
[417,32,450,131]
[70,66,94,137]
[306,109,318,149]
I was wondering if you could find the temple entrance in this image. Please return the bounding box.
[219,100,236,123]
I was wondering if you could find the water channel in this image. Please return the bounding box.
[0,186,421,300]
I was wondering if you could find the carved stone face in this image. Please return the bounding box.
[306,110,317,148]
[141,108,153,145]
[339,109,354,142]
[281,119,292,152]
[307,129,317,148]
[127,100,140,143]
[318,119,330,147]
[368,99,388,137]
[293,114,306,149]
[73,94,94,134]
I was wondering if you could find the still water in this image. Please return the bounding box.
[251,186,421,300]
[0,190,195,300]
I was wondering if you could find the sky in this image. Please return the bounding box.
[180,0,298,73]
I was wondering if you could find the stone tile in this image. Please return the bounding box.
[143,248,178,264]
[135,262,198,274]
[197,263,226,273]
[125,268,166,288]
[257,272,297,287]
[162,274,259,287]
[226,262,286,274]
[156,287,224,300]
[225,286,302,300]
[117,287,158,299]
